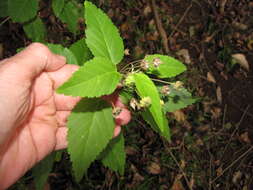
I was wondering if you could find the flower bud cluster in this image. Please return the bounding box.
[124,74,135,87]
[173,81,184,89]
[160,85,170,95]
[140,57,164,70]
[130,97,152,110]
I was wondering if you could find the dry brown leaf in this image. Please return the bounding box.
[214,160,220,166]
[239,132,251,144]
[198,124,210,132]
[177,49,191,64]
[232,171,242,184]
[232,21,248,30]
[216,86,222,104]
[120,22,130,32]
[207,72,216,83]
[232,53,250,71]
[180,160,186,169]
[147,162,161,174]
[216,167,223,176]
[171,175,185,190]
[196,138,204,146]
[173,110,186,122]
[143,5,152,16]
[211,107,222,119]
[247,40,253,50]
[125,146,138,155]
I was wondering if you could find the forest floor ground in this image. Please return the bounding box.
[1,0,253,189]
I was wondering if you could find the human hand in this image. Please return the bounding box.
[0,43,130,189]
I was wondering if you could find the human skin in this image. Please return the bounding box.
[0,43,131,189]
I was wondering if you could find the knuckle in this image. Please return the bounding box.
[29,42,51,55]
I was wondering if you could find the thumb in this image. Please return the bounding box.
[3,43,66,81]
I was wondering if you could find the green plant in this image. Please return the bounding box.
[2,1,196,189]
[0,0,83,42]
[55,1,196,182]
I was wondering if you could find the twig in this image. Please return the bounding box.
[220,105,250,160]
[0,17,10,27]
[211,146,253,184]
[219,0,227,14]
[169,2,192,38]
[149,0,169,54]
[150,78,172,85]
[167,147,193,190]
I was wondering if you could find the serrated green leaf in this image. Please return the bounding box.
[67,98,114,181]
[57,57,121,97]
[144,54,186,78]
[99,133,125,175]
[134,73,165,132]
[57,1,81,34]
[52,0,66,18]
[47,43,78,65]
[141,110,170,141]
[0,0,8,17]
[32,152,56,190]
[69,38,93,66]
[23,17,46,42]
[85,1,124,65]
[8,0,38,22]
[164,87,196,112]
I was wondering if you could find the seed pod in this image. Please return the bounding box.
[140,60,150,70]
[160,85,170,95]
[153,57,163,67]
[130,98,140,110]
[173,81,184,89]
[124,74,135,86]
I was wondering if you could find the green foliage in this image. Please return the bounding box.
[0,0,8,17]
[69,38,93,65]
[134,73,166,133]
[52,0,65,18]
[85,1,124,65]
[47,44,78,65]
[32,152,56,190]
[8,0,38,22]
[57,57,122,97]
[23,17,46,42]
[100,133,126,175]
[55,0,82,34]
[143,54,186,78]
[163,86,196,113]
[7,0,196,184]
[141,110,170,141]
[67,99,115,181]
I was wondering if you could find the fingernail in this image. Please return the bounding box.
[71,66,79,74]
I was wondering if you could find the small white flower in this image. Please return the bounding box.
[139,97,152,108]
[153,58,163,67]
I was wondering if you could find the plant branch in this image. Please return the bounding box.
[149,0,169,54]
[211,145,253,184]
[0,17,10,28]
